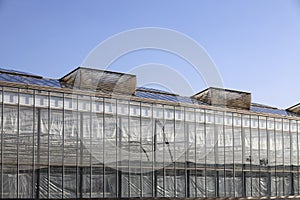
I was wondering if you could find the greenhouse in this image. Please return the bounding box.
[1,67,300,199]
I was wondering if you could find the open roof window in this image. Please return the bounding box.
[287,103,300,115]
[192,87,252,110]
[60,67,136,95]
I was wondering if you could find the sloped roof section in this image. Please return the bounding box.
[60,67,136,95]
[251,105,290,116]
[0,68,42,78]
[0,68,61,88]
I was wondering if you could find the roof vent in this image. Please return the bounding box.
[60,67,136,95]
[192,87,251,110]
[286,103,300,115]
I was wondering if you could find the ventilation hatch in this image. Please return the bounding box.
[60,67,136,95]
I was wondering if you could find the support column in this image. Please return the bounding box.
[79,113,83,199]
[35,108,41,199]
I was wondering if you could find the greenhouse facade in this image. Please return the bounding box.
[1,67,300,199]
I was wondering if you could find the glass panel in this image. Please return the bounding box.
[205,110,216,197]
[259,116,268,196]
[291,121,298,166]
[268,118,276,196]
[283,119,291,195]
[118,100,129,197]
[2,89,18,198]
[103,99,117,197]
[217,111,226,197]
[275,118,284,196]
[63,109,78,198]
[175,107,185,197]
[19,92,33,106]
[3,90,18,105]
[195,108,205,197]
[233,114,242,197]
[243,115,251,196]
[19,94,34,198]
[186,108,196,197]
[141,103,153,197]
[35,91,49,108]
[251,116,259,196]
[153,104,164,197]
[91,110,104,198]
[38,106,50,199]
[80,111,91,198]
[49,106,63,199]
[162,105,175,197]
[129,101,141,197]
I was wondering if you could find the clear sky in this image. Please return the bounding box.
[0,0,300,109]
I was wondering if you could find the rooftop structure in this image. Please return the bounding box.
[1,67,300,199]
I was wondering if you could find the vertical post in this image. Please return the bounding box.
[79,112,83,199]
[89,97,92,198]
[297,121,300,195]
[173,107,176,197]
[223,112,227,197]
[241,115,246,197]
[231,113,235,198]
[154,119,157,197]
[214,111,219,198]
[290,121,295,195]
[249,116,253,196]
[47,93,50,199]
[274,118,278,196]
[127,102,130,197]
[267,166,272,196]
[17,90,20,198]
[194,108,197,197]
[186,169,190,198]
[281,119,285,195]
[291,168,295,195]
[258,117,261,196]
[32,91,36,198]
[1,87,4,198]
[162,107,165,197]
[117,116,122,198]
[267,120,271,196]
[139,102,142,197]
[241,114,247,197]
[75,95,79,198]
[102,100,105,198]
[62,94,65,199]
[242,165,247,197]
[35,108,41,199]
[186,121,190,198]
[204,110,207,197]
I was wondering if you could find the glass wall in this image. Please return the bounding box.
[0,86,300,198]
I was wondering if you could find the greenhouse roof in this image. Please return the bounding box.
[0,67,298,117]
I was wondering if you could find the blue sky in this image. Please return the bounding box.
[0,0,300,108]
